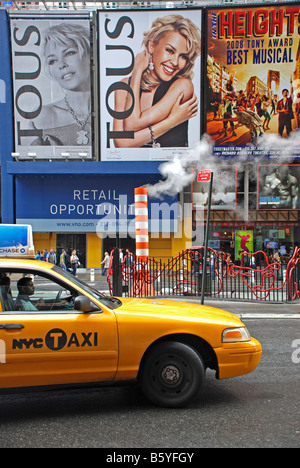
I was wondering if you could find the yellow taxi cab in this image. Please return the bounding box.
[0,226,262,407]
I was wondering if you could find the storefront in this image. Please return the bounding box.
[8,168,180,267]
[192,212,300,264]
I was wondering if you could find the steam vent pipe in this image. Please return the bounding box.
[134,187,149,262]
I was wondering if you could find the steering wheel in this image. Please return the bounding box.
[50,289,62,311]
[54,289,63,303]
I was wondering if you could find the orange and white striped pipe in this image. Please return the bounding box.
[134,187,149,261]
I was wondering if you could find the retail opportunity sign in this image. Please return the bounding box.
[97,9,202,161]
[10,17,92,159]
[15,175,177,234]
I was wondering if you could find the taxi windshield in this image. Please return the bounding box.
[51,265,122,309]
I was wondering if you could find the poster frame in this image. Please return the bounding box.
[191,164,237,211]
[96,7,204,162]
[203,2,300,160]
[10,12,93,160]
[235,230,254,260]
[257,163,300,210]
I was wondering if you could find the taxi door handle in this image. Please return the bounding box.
[0,323,24,329]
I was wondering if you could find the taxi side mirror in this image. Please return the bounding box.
[74,296,100,313]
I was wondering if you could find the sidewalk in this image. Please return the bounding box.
[76,269,300,317]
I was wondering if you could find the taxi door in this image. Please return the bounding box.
[0,298,118,390]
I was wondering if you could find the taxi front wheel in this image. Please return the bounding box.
[139,341,205,408]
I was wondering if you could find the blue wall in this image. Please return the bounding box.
[0,9,14,223]
[0,8,163,228]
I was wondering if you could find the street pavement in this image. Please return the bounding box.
[77,268,300,318]
[0,268,298,449]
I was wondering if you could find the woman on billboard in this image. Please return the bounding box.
[29,23,91,146]
[113,14,200,148]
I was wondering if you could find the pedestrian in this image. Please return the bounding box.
[35,250,42,261]
[273,251,282,280]
[47,248,57,264]
[250,254,256,268]
[191,252,200,275]
[249,254,256,283]
[222,252,230,277]
[101,252,110,276]
[42,249,48,261]
[182,256,187,271]
[242,251,250,267]
[70,249,79,276]
[210,253,215,279]
[125,249,134,266]
[60,249,67,270]
[273,251,281,263]
[64,250,71,272]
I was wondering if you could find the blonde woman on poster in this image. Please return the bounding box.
[29,23,91,147]
[113,15,200,148]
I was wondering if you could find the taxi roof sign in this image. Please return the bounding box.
[0,224,35,258]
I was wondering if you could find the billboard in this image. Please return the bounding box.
[15,175,178,234]
[192,165,237,210]
[10,17,92,159]
[98,9,202,161]
[257,164,300,209]
[206,4,300,157]
[0,9,15,223]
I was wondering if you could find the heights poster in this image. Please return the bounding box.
[206,4,300,158]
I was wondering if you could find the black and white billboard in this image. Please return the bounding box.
[11,18,92,159]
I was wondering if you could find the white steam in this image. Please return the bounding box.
[146,135,213,199]
[146,131,300,199]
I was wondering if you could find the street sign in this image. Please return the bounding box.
[197,170,211,182]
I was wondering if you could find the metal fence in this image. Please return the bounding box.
[108,247,300,302]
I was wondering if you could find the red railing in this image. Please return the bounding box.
[107,247,300,302]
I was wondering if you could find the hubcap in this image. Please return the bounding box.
[161,365,180,385]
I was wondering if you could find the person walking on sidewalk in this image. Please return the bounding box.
[47,248,57,265]
[60,249,67,270]
[70,249,80,276]
[101,252,110,276]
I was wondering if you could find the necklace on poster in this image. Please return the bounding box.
[64,96,91,145]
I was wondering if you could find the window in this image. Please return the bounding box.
[0,269,77,312]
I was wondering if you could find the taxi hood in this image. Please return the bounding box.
[116,297,241,325]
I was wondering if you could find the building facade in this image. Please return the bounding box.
[1,1,300,267]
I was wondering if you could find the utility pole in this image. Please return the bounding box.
[199,171,213,305]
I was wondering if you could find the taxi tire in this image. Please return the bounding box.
[139,341,205,408]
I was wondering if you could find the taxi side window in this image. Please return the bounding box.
[0,271,76,312]
[0,276,15,312]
